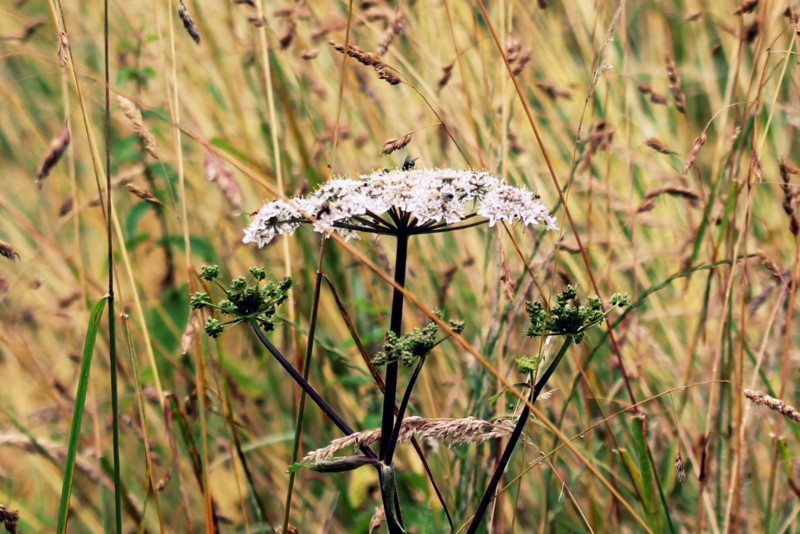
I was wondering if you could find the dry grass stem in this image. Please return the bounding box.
[36,124,70,185]
[204,151,243,213]
[379,132,413,155]
[743,388,800,423]
[178,0,201,44]
[645,137,677,155]
[0,240,20,262]
[117,96,158,158]
[300,49,318,60]
[0,504,18,534]
[302,416,514,464]
[376,12,405,56]
[665,54,686,114]
[682,132,707,177]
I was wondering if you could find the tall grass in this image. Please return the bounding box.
[1,0,800,532]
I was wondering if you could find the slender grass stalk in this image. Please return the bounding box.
[103,0,121,528]
[466,337,572,534]
[282,240,327,533]
[56,297,108,534]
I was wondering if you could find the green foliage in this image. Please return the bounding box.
[526,286,629,343]
[190,265,292,337]
[373,312,464,367]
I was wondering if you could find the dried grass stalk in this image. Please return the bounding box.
[681,132,707,177]
[376,12,405,56]
[36,124,70,185]
[0,240,20,262]
[302,416,514,464]
[0,504,19,534]
[437,61,455,91]
[637,82,652,95]
[379,132,413,155]
[665,54,686,114]
[204,151,243,213]
[743,388,800,423]
[125,183,162,205]
[645,137,677,155]
[117,96,158,158]
[57,31,69,68]
[178,0,201,44]
[733,0,758,15]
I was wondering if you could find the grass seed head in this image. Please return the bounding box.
[178,0,201,44]
[36,124,70,185]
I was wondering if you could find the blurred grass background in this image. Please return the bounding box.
[2,0,800,531]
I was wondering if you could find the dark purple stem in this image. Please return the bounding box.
[466,337,573,534]
[250,320,376,460]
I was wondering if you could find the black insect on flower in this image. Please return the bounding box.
[402,155,417,171]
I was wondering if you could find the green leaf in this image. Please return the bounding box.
[56,296,108,534]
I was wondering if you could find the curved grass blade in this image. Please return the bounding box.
[56,296,108,534]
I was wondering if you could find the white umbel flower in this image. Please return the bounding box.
[243,168,557,247]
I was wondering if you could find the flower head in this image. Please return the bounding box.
[243,168,557,247]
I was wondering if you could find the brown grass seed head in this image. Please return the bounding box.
[36,124,70,185]
[379,132,413,155]
[178,0,201,44]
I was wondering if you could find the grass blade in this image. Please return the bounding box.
[56,296,108,534]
